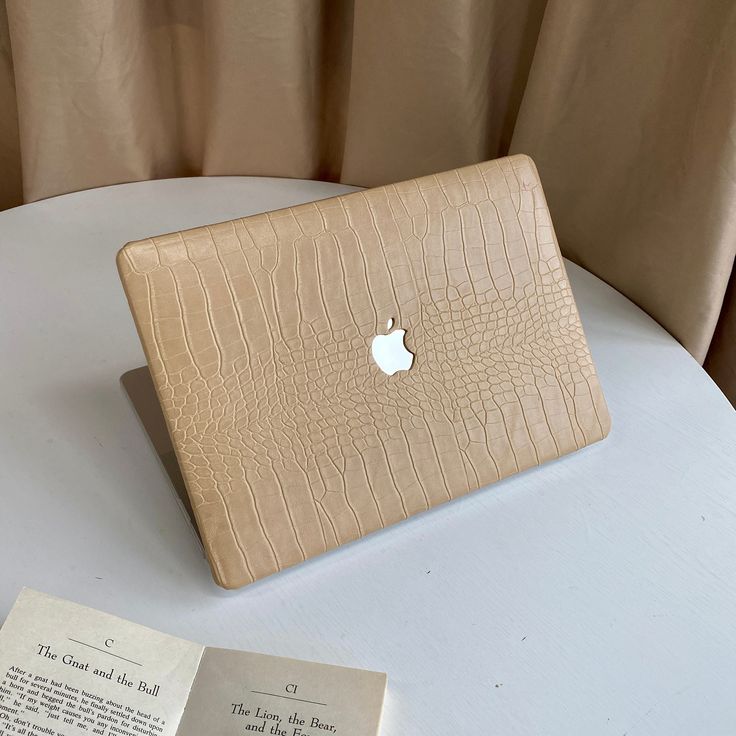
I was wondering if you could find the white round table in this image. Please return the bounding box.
[1,177,735,735]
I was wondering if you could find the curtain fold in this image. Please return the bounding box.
[0,1,21,209]
[1,0,734,404]
[509,0,736,368]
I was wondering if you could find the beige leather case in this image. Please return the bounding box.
[118,155,610,589]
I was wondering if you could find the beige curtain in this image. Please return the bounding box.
[1,0,734,404]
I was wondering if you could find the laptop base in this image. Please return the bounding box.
[120,367,201,544]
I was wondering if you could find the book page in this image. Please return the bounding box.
[0,590,203,736]
[176,647,386,736]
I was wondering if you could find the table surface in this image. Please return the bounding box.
[1,176,735,735]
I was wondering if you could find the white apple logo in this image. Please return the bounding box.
[371,318,414,375]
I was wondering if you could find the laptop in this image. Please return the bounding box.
[118,155,610,589]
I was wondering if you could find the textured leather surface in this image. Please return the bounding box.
[117,155,610,589]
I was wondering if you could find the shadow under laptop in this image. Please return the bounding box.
[31,374,218,599]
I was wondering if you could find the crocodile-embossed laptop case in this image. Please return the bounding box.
[117,155,610,589]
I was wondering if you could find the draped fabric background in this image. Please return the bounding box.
[1,0,734,404]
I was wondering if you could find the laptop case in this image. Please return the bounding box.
[117,155,610,589]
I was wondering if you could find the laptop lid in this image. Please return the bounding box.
[117,155,610,589]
